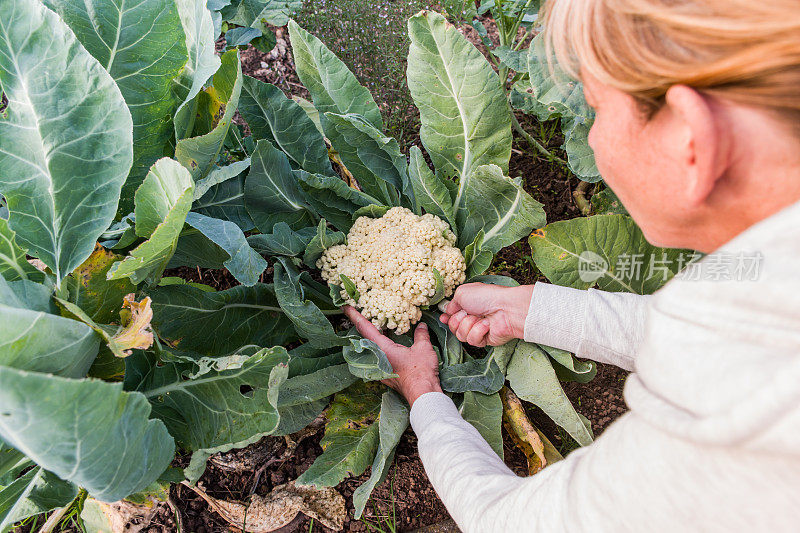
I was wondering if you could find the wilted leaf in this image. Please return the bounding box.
[297,381,384,487]
[69,247,136,324]
[186,480,345,532]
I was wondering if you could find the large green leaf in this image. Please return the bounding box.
[135,347,289,453]
[458,164,546,252]
[239,77,333,176]
[0,278,99,378]
[273,257,348,348]
[407,11,512,213]
[183,212,268,286]
[352,390,409,518]
[407,147,456,230]
[0,467,78,532]
[150,283,297,356]
[174,0,223,141]
[0,219,43,283]
[288,20,382,130]
[176,50,243,181]
[507,342,593,446]
[439,355,504,395]
[297,381,383,487]
[0,0,132,284]
[107,159,195,285]
[529,214,686,295]
[44,0,188,213]
[460,391,503,458]
[297,173,380,233]
[323,113,407,206]
[0,367,174,502]
[245,140,317,232]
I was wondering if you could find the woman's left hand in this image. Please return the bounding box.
[343,306,442,407]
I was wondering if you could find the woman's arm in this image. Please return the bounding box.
[441,282,651,371]
[524,283,650,371]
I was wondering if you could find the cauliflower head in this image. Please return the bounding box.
[317,207,466,334]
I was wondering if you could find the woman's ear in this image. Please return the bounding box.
[663,85,728,207]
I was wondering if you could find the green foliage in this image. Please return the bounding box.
[0,1,575,518]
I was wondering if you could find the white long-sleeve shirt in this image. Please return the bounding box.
[410,200,800,532]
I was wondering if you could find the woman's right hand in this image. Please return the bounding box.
[440,283,535,347]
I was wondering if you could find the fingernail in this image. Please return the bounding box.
[419,323,427,329]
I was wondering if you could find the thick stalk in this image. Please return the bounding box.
[573,180,592,215]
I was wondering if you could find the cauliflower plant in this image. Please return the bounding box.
[317,207,467,334]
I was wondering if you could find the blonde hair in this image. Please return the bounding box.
[542,0,800,120]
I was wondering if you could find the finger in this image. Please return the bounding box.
[343,306,395,352]
[455,314,481,343]
[413,322,431,346]
[466,319,491,347]
[447,310,468,335]
[439,313,450,324]
[445,297,463,316]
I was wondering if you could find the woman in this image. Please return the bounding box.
[345,0,800,531]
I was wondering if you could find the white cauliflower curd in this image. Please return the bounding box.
[317,207,466,334]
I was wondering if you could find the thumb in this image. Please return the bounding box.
[413,322,431,345]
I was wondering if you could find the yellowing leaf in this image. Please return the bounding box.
[113,294,154,355]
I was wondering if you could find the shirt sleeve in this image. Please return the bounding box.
[522,283,651,371]
[409,391,791,533]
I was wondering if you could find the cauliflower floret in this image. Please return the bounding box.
[317,207,467,334]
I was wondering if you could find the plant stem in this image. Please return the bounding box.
[511,111,565,164]
[573,180,592,215]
